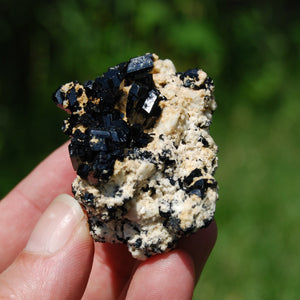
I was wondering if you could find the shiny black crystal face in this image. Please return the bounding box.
[53,54,165,184]
[126,54,154,78]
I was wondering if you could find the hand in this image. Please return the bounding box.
[0,143,217,300]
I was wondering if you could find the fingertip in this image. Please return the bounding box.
[125,250,195,300]
[24,193,87,255]
[178,220,217,281]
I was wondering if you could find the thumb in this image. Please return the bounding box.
[0,194,94,300]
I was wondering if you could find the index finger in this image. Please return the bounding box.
[0,142,76,271]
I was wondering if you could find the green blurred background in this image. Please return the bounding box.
[1,0,299,298]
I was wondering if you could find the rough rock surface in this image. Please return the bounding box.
[53,54,218,260]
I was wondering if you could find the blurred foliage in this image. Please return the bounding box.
[0,0,299,299]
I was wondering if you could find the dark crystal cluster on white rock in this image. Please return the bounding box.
[53,54,218,260]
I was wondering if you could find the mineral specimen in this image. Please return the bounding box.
[53,54,218,260]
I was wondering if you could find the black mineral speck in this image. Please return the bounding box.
[168,177,176,185]
[135,238,142,248]
[159,206,171,219]
[82,192,96,209]
[167,217,182,231]
[198,136,209,147]
[141,185,150,192]
[183,168,203,185]
[202,218,213,228]
[187,178,217,199]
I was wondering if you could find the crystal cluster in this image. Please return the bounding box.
[53,54,164,183]
[53,54,218,260]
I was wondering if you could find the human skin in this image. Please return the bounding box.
[0,143,217,300]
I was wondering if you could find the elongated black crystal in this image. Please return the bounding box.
[126,54,154,78]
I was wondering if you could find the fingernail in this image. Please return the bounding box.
[25,194,85,255]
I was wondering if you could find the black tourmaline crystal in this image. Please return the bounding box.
[53,54,164,184]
